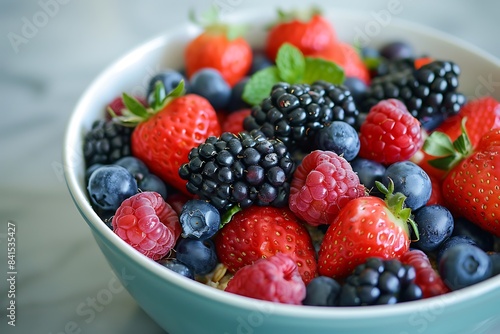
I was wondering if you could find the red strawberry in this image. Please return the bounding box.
[415,97,500,180]
[215,206,317,284]
[438,128,500,236]
[116,82,221,194]
[400,249,450,298]
[265,9,337,62]
[426,174,444,206]
[414,57,434,70]
[318,180,416,278]
[435,96,500,148]
[185,9,252,86]
[359,99,424,165]
[225,253,306,304]
[310,42,370,84]
[289,150,366,226]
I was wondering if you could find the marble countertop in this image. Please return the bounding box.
[1,0,499,333]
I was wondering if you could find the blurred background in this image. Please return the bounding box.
[1,0,499,333]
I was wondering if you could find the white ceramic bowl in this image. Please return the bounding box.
[64,8,500,334]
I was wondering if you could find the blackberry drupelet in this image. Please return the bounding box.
[83,119,133,166]
[371,57,416,78]
[243,81,361,153]
[362,60,466,131]
[338,257,423,306]
[178,130,295,213]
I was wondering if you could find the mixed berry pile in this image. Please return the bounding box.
[83,7,500,306]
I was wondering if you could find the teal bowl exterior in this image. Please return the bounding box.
[64,8,500,334]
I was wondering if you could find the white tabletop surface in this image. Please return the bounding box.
[1,1,500,333]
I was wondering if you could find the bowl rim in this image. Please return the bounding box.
[63,6,500,321]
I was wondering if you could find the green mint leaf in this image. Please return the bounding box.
[303,57,345,84]
[276,43,305,83]
[122,93,149,119]
[423,131,456,157]
[242,67,281,106]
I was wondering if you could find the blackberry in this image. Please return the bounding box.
[362,60,467,131]
[83,119,133,166]
[243,81,361,153]
[371,57,415,78]
[178,130,295,213]
[338,257,423,306]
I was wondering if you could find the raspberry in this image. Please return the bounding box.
[225,253,306,304]
[400,249,450,298]
[358,99,423,164]
[112,191,181,260]
[289,150,365,226]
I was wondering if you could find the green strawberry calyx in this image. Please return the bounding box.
[189,5,246,41]
[375,179,419,241]
[220,205,242,228]
[242,43,345,106]
[423,117,473,171]
[274,6,322,24]
[109,80,185,127]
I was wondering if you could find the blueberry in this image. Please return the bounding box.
[382,161,431,210]
[189,68,231,110]
[140,174,168,200]
[158,258,195,280]
[179,199,220,240]
[452,217,495,252]
[147,69,187,105]
[85,163,104,182]
[175,238,218,275]
[437,235,477,263]
[115,156,149,181]
[250,51,273,74]
[413,205,454,252]
[380,41,414,60]
[490,253,500,276]
[343,77,368,104]
[438,243,493,290]
[316,121,360,161]
[226,77,250,112]
[303,276,341,306]
[115,156,168,199]
[87,165,138,211]
[350,158,386,191]
[420,113,447,132]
